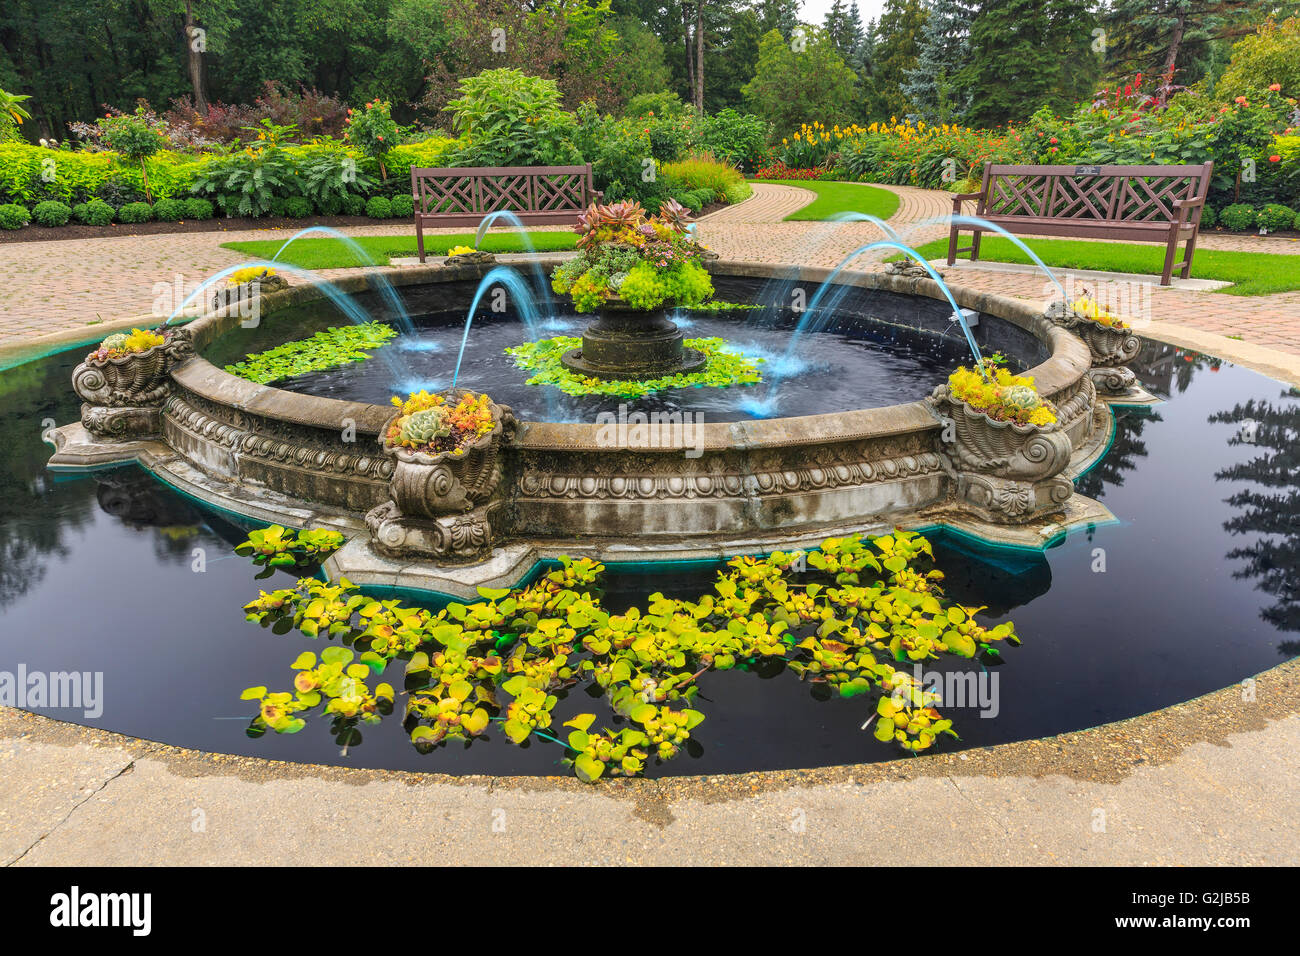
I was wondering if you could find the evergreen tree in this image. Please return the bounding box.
[901,0,976,123]
[961,0,1100,128]
[861,0,929,121]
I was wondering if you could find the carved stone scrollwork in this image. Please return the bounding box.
[1045,301,1143,399]
[72,328,193,441]
[366,391,517,562]
[929,385,1074,524]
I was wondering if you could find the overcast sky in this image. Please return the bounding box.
[798,0,890,29]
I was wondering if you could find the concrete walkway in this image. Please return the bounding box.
[4,655,1298,865]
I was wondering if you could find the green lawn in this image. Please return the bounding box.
[221,231,577,271]
[909,236,1300,296]
[759,179,901,222]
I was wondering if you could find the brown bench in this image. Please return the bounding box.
[948,162,1214,286]
[411,164,602,262]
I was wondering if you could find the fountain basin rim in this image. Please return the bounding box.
[178,258,1093,453]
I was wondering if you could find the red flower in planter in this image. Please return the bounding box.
[1270,155,1281,162]
[1270,83,1282,92]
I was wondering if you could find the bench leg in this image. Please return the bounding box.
[947,226,960,266]
[970,230,982,262]
[416,220,426,264]
[1180,232,1197,279]
[1160,237,1177,286]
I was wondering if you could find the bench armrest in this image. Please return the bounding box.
[951,190,983,211]
[1173,195,1206,224]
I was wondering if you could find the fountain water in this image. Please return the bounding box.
[475,210,556,310]
[917,214,1070,302]
[450,266,546,389]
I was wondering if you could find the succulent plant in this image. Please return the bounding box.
[1001,385,1041,410]
[657,198,692,232]
[599,200,645,229]
[101,333,129,352]
[399,407,451,446]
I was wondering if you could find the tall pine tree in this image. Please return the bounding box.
[961,0,1101,127]
[862,0,929,120]
[902,0,976,123]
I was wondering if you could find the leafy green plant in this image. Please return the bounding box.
[31,200,70,226]
[1258,202,1296,231]
[151,198,185,221]
[74,199,114,226]
[1220,203,1258,231]
[224,321,397,384]
[343,100,400,179]
[115,201,153,224]
[235,524,345,568]
[0,202,29,229]
[507,334,762,398]
[364,195,391,218]
[97,107,169,201]
[445,69,579,168]
[240,529,1025,780]
[388,193,414,218]
[190,146,300,218]
[294,146,376,212]
[283,196,312,218]
[182,197,214,220]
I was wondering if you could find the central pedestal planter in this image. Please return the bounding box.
[561,300,705,381]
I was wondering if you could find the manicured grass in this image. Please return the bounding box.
[907,236,1300,296]
[759,179,900,222]
[221,231,577,270]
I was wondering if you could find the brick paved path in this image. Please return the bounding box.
[2,182,1298,356]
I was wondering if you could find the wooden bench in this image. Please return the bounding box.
[410,164,602,262]
[948,162,1213,286]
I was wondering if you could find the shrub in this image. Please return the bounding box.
[1258,202,1297,231]
[341,193,366,216]
[31,199,71,226]
[676,191,703,213]
[722,181,752,204]
[1295,211,1300,231]
[75,199,115,226]
[343,99,400,179]
[0,202,30,229]
[284,196,313,218]
[116,201,154,223]
[190,146,299,217]
[291,144,376,213]
[365,196,391,218]
[444,69,579,167]
[693,109,771,171]
[659,153,746,202]
[96,107,169,201]
[182,197,214,220]
[388,193,414,218]
[1219,203,1258,231]
[573,103,662,206]
[152,197,186,221]
[1200,205,1216,228]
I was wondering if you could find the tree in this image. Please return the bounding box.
[742,25,858,135]
[861,0,928,121]
[961,0,1100,127]
[1102,0,1289,100]
[1217,15,1300,98]
[902,0,976,123]
[608,15,671,102]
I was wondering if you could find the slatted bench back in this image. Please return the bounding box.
[978,163,1213,225]
[411,165,597,217]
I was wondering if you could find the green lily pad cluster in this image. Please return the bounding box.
[224,321,396,384]
[506,334,763,398]
[238,527,1024,780]
[234,524,344,568]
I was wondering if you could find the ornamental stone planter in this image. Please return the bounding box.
[560,297,706,380]
[929,385,1074,524]
[210,274,289,319]
[365,390,518,562]
[1045,301,1145,400]
[444,251,497,267]
[71,329,194,441]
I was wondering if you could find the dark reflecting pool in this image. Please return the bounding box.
[201,303,977,422]
[3,341,1297,776]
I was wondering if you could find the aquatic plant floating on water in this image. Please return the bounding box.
[238,528,1024,781]
[223,321,397,384]
[506,335,763,398]
[234,524,345,569]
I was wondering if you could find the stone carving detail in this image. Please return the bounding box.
[516,450,945,501]
[367,391,517,562]
[883,260,944,280]
[72,328,194,440]
[929,384,1074,524]
[1045,300,1142,398]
